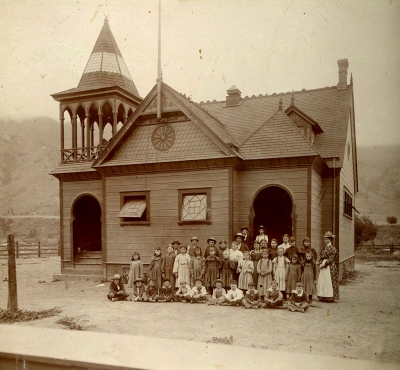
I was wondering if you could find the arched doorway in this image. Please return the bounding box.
[72,195,102,258]
[252,186,293,244]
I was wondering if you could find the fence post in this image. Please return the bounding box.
[58,240,61,256]
[15,241,19,258]
[38,241,41,258]
[7,233,18,311]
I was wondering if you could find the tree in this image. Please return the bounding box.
[354,215,378,246]
[386,216,397,225]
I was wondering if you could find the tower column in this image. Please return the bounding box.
[90,124,94,147]
[72,113,78,161]
[86,114,91,148]
[60,117,65,150]
[80,117,85,148]
[98,113,103,145]
[112,111,117,137]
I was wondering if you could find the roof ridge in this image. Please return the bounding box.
[201,85,340,105]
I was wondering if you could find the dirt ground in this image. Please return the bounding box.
[1,256,399,364]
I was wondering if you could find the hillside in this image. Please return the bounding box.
[356,145,400,224]
[0,117,60,215]
[0,117,399,223]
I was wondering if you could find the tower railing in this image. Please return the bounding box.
[61,145,106,163]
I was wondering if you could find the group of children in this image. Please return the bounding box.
[108,231,318,313]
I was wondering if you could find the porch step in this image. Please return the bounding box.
[53,273,103,281]
[73,263,104,270]
[77,251,102,258]
[59,268,103,276]
[75,257,102,264]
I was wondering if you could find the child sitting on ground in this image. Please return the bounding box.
[242,282,261,309]
[175,280,192,302]
[208,279,226,305]
[143,279,158,302]
[223,280,244,306]
[130,278,146,302]
[288,282,309,312]
[155,278,175,302]
[190,278,207,303]
[107,274,129,302]
[264,280,284,308]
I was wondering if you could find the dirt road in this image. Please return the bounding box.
[1,257,399,364]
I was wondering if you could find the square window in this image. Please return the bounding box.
[178,188,211,225]
[119,191,150,225]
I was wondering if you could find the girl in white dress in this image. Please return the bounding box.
[173,245,191,288]
[273,246,290,300]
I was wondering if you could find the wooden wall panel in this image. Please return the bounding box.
[61,180,103,262]
[105,168,230,264]
[339,118,355,262]
[233,167,309,243]
[311,169,323,256]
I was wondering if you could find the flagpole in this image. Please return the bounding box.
[156,0,162,120]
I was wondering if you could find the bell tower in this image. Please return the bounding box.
[51,18,142,164]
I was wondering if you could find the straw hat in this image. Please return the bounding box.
[323,231,335,239]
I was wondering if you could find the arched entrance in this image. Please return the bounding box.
[72,195,102,258]
[252,186,293,244]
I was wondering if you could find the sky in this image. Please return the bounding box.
[0,0,399,147]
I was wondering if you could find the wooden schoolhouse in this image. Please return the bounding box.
[51,19,358,281]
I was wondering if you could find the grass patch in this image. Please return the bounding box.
[0,307,61,323]
[339,269,360,286]
[56,315,95,331]
[209,336,234,345]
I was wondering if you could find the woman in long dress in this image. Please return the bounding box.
[317,231,340,302]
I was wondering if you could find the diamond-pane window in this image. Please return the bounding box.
[118,200,146,218]
[182,195,207,220]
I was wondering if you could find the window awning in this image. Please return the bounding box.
[117,200,146,218]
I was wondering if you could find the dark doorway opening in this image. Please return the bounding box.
[253,186,293,245]
[72,195,101,256]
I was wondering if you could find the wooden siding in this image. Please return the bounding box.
[233,167,309,242]
[61,180,103,261]
[321,177,333,241]
[339,118,355,262]
[311,169,323,257]
[104,168,230,264]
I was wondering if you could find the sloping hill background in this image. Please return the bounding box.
[0,117,61,215]
[0,117,399,224]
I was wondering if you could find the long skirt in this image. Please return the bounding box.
[301,264,316,297]
[275,266,286,292]
[257,273,272,296]
[175,264,191,288]
[317,266,334,301]
[238,272,253,291]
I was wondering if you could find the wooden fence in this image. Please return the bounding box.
[0,241,60,259]
[357,242,400,253]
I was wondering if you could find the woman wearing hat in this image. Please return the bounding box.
[317,232,340,302]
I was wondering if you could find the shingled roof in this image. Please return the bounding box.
[201,86,353,166]
[56,19,140,98]
[239,109,319,159]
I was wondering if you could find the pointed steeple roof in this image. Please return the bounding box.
[77,18,140,98]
